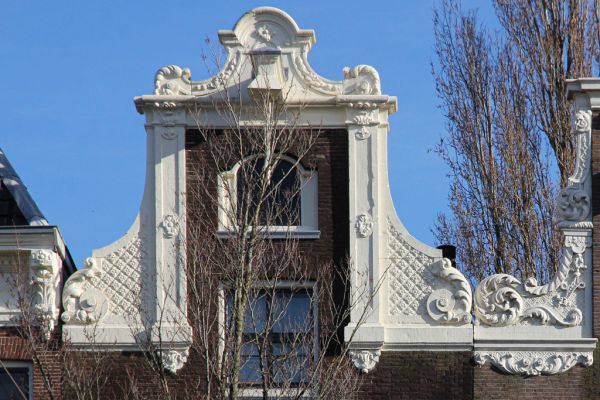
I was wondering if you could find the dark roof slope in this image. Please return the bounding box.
[0,148,48,226]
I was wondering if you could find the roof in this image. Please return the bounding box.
[0,148,48,226]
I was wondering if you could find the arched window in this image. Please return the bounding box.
[218,155,319,239]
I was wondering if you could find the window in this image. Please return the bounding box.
[222,284,317,391]
[218,155,319,239]
[0,362,31,400]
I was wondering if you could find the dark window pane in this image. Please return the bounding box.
[0,367,29,400]
[225,288,314,387]
[226,292,268,334]
[240,344,262,384]
[272,291,312,333]
[272,343,309,384]
[237,158,301,226]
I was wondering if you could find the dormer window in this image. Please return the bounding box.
[218,154,319,239]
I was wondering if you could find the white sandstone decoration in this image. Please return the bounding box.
[473,80,600,376]
[139,7,471,374]
[349,350,381,374]
[29,249,60,340]
[474,351,593,376]
[158,348,190,374]
[70,6,600,377]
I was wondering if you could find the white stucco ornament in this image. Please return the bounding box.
[474,351,593,376]
[473,82,598,376]
[159,348,189,374]
[59,5,599,377]
[349,350,381,374]
[355,214,373,237]
[30,249,59,340]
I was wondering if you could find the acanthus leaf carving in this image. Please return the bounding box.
[474,351,593,376]
[426,258,472,325]
[474,271,584,327]
[154,65,192,96]
[352,112,378,140]
[61,258,109,324]
[29,249,59,340]
[343,65,381,95]
[349,349,380,374]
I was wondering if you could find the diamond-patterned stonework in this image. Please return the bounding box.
[90,237,144,316]
[388,224,435,315]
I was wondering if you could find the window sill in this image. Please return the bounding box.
[238,388,315,399]
[216,228,320,240]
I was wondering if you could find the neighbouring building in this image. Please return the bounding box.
[2,7,600,399]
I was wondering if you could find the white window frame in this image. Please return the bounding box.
[217,154,319,239]
[217,281,319,399]
[0,360,33,400]
[0,251,29,326]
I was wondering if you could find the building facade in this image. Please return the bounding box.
[1,7,600,399]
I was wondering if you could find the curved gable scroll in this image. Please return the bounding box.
[152,7,382,101]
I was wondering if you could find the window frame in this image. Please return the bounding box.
[218,281,319,397]
[217,154,319,239]
[0,361,32,400]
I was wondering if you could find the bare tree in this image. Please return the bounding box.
[433,0,599,283]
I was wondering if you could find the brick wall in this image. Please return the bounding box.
[0,328,62,400]
[359,352,474,399]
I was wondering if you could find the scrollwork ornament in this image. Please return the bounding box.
[474,351,593,376]
[343,65,381,95]
[426,259,472,324]
[61,258,109,324]
[355,214,374,237]
[474,273,583,327]
[349,350,381,373]
[154,65,192,96]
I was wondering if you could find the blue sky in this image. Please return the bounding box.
[0,1,496,266]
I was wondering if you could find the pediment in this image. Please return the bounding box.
[153,7,382,102]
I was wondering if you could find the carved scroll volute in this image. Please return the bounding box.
[426,258,472,324]
[61,258,109,325]
[154,65,192,96]
[29,250,59,340]
[342,65,381,95]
